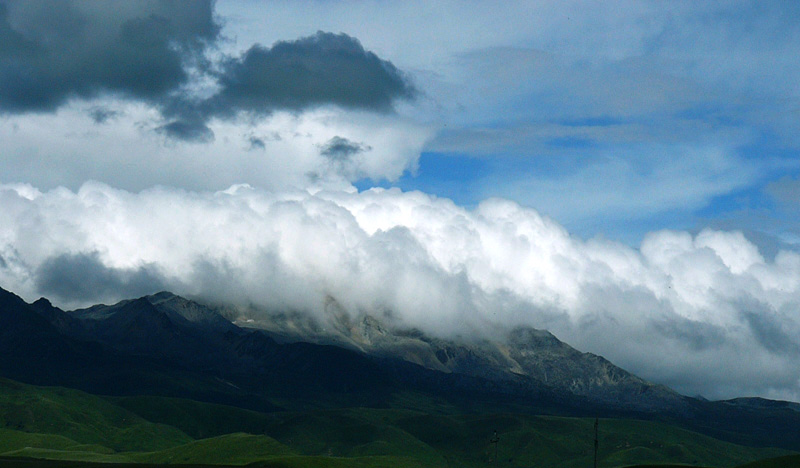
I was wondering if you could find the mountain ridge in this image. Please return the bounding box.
[4,285,800,451]
[225,302,684,412]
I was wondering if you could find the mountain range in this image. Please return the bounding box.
[2,285,800,461]
[224,298,685,413]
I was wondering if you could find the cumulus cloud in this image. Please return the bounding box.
[1,181,799,401]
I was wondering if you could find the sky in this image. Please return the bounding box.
[1,0,800,402]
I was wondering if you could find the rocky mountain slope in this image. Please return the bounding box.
[4,286,800,450]
[226,304,683,412]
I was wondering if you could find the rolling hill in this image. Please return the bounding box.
[0,377,791,468]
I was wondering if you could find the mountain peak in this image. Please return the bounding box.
[144,292,237,331]
[32,297,53,308]
[146,291,178,303]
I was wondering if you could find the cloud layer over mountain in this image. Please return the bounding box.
[2,0,800,406]
[1,182,799,401]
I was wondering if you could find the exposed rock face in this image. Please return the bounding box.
[229,304,685,412]
[2,283,685,412]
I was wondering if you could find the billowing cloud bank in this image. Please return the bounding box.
[1,182,798,401]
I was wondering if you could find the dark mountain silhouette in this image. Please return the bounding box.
[3,285,800,451]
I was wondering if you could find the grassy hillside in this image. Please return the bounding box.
[110,395,283,439]
[619,465,710,468]
[0,458,431,468]
[0,378,793,468]
[133,434,295,465]
[114,394,789,468]
[0,378,191,452]
[0,428,83,453]
[735,454,800,468]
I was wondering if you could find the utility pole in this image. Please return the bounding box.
[593,418,599,468]
[490,429,500,464]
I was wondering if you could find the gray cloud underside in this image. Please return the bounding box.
[2,182,800,401]
[320,136,371,161]
[36,251,166,304]
[161,32,417,140]
[156,117,215,143]
[0,1,415,141]
[0,0,217,112]
[211,32,415,115]
[88,107,120,124]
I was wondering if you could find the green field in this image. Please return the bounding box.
[0,378,794,468]
[734,454,800,468]
[624,456,800,468]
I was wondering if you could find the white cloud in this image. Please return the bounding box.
[0,103,432,192]
[1,181,799,400]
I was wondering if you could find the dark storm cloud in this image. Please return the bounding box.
[1,2,416,143]
[159,31,417,141]
[0,0,218,112]
[35,251,167,303]
[320,136,371,161]
[206,32,416,117]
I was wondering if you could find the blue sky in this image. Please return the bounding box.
[221,0,800,248]
[3,0,800,401]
